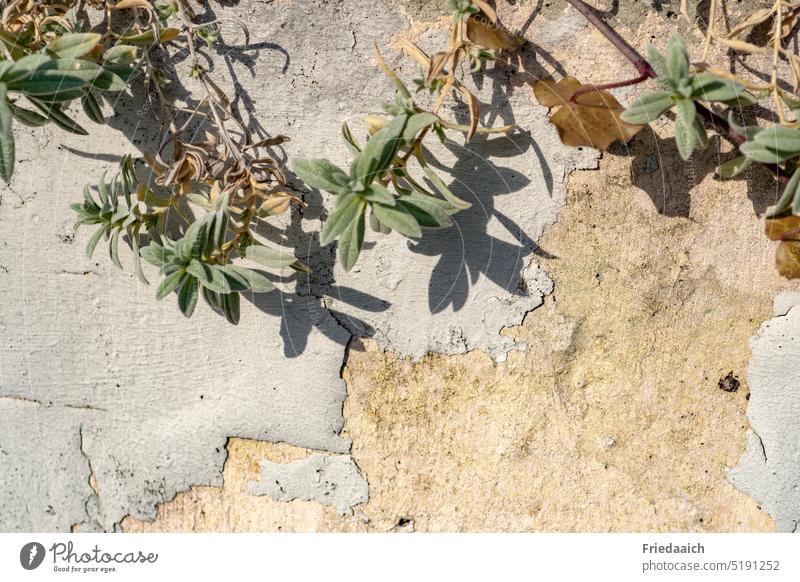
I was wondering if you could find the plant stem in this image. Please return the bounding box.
[570,71,651,102]
[566,0,789,183]
[565,0,654,78]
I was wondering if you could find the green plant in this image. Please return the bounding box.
[533,0,800,281]
[294,1,523,271]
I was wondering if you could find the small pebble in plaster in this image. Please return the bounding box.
[394,517,415,533]
[718,373,740,393]
[603,436,616,448]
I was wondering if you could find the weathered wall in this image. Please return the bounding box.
[2,1,799,533]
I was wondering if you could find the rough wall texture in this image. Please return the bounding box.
[2,1,798,533]
[729,294,800,533]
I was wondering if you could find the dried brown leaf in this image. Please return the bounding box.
[714,36,765,54]
[765,214,800,241]
[471,0,497,23]
[465,14,525,51]
[726,8,773,37]
[776,240,800,278]
[534,77,642,150]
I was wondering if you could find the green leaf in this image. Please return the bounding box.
[766,167,800,218]
[646,44,675,91]
[665,35,689,84]
[221,291,240,325]
[28,98,88,135]
[0,83,11,137]
[293,158,349,194]
[739,141,796,164]
[0,126,14,184]
[341,121,361,154]
[397,195,454,228]
[103,45,139,65]
[0,83,12,183]
[751,126,800,153]
[85,227,106,259]
[222,265,276,293]
[140,243,174,268]
[91,69,127,92]
[321,194,366,246]
[101,63,139,84]
[363,183,396,205]
[717,156,751,179]
[350,115,408,185]
[337,209,366,272]
[8,103,48,126]
[175,221,206,262]
[81,91,104,123]
[47,33,101,60]
[689,72,751,103]
[187,259,231,294]
[620,91,673,124]
[244,244,297,269]
[6,61,98,95]
[402,112,439,142]
[156,269,186,300]
[422,165,471,209]
[674,98,697,161]
[371,202,422,238]
[177,275,199,317]
[109,229,123,269]
[693,118,709,151]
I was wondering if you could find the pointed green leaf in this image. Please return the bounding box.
[766,167,800,218]
[338,209,365,272]
[422,165,471,209]
[224,265,275,293]
[402,112,440,142]
[674,98,696,161]
[81,91,104,123]
[293,159,349,194]
[221,291,240,325]
[363,183,396,205]
[28,98,88,135]
[321,194,366,246]
[620,91,672,124]
[717,156,751,179]
[350,115,407,185]
[244,244,297,269]
[156,269,186,300]
[177,275,199,317]
[371,202,422,238]
[47,33,101,60]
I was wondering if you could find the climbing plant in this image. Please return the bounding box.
[1,0,798,324]
[534,0,800,280]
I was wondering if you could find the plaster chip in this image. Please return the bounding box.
[729,296,800,533]
[249,454,369,516]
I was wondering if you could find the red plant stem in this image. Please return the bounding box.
[570,71,651,102]
[565,0,788,183]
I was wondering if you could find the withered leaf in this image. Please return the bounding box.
[427,51,454,83]
[533,77,643,150]
[776,241,800,279]
[465,15,525,51]
[726,8,773,38]
[765,214,800,241]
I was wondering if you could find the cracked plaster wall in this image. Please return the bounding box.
[0,0,591,531]
[2,0,800,533]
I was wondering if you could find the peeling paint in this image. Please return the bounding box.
[729,296,800,533]
[1,0,580,531]
[249,454,368,516]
